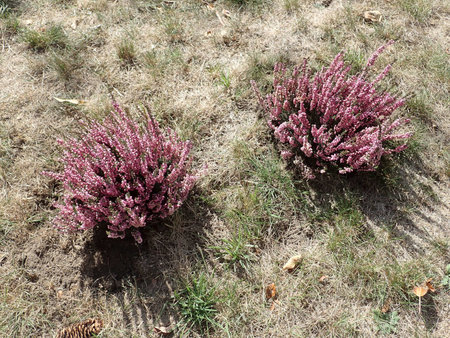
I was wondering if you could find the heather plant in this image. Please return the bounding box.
[44,103,198,243]
[252,41,412,179]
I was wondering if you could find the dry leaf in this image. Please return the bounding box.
[426,278,435,292]
[363,10,382,23]
[318,275,329,283]
[265,283,276,299]
[54,97,86,105]
[413,285,428,297]
[381,298,391,313]
[282,255,302,271]
[154,326,172,335]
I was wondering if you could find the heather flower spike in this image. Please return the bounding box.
[44,103,199,243]
[252,41,411,178]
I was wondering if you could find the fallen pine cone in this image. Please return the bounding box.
[56,318,103,338]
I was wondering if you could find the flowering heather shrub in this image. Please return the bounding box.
[252,41,412,179]
[44,103,198,243]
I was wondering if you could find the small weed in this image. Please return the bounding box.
[399,0,432,23]
[143,47,183,78]
[163,14,184,43]
[211,223,257,271]
[142,50,158,69]
[219,70,231,90]
[2,15,21,35]
[245,52,290,97]
[373,310,399,334]
[405,91,433,122]
[117,39,136,66]
[22,25,68,52]
[206,64,232,90]
[440,264,450,290]
[49,52,77,81]
[232,141,301,219]
[174,273,220,334]
[343,48,366,75]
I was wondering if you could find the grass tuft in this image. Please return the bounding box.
[174,273,221,335]
[117,39,136,66]
[22,24,68,52]
[399,0,432,23]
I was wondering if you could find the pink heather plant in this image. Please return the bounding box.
[252,41,412,179]
[44,103,198,243]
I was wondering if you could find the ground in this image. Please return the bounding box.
[0,0,449,337]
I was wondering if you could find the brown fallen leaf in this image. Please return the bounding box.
[363,10,382,23]
[426,278,436,292]
[381,298,391,313]
[282,255,303,272]
[154,326,172,335]
[318,275,329,283]
[265,283,276,299]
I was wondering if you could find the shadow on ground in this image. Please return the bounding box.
[79,192,215,333]
[298,153,448,256]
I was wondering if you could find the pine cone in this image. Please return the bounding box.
[56,318,103,338]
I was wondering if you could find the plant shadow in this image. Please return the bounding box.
[79,192,215,334]
[298,152,448,256]
[421,293,439,331]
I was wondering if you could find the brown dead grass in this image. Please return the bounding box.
[0,0,449,336]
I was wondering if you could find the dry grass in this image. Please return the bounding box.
[0,0,449,336]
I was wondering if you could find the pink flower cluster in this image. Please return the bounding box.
[252,41,412,178]
[44,103,198,243]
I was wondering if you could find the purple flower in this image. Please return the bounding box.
[252,41,411,178]
[43,103,199,242]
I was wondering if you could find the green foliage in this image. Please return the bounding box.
[211,223,257,271]
[2,15,21,35]
[441,264,450,290]
[174,273,220,334]
[373,310,399,334]
[219,70,231,90]
[327,196,372,256]
[22,25,68,52]
[405,91,432,122]
[343,48,366,74]
[399,0,432,22]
